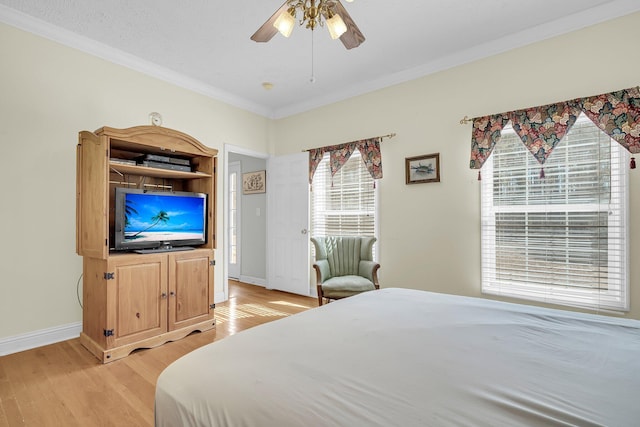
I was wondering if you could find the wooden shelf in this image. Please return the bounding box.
[109,161,212,179]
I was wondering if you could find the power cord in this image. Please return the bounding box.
[76,273,83,309]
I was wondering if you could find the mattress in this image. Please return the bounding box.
[155,288,640,426]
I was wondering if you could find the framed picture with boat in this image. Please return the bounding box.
[405,153,440,184]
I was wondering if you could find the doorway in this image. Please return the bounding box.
[223,145,269,301]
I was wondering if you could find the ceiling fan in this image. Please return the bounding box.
[251,0,365,49]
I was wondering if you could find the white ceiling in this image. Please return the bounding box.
[1,0,639,118]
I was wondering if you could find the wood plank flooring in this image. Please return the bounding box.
[0,281,316,427]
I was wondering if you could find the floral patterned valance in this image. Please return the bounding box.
[469,86,640,171]
[308,137,383,185]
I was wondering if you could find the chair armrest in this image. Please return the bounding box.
[313,259,331,284]
[359,260,381,289]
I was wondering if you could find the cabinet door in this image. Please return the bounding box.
[107,255,168,348]
[168,250,214,331]
[76,132,109,259]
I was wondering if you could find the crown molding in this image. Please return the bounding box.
[1,1,639,120]
[0,4,271,118]
[271,0,640,119]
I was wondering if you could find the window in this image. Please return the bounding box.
[227,162,241,280]
[311,150,378,254]
[229,170,238,265]
[481,113,629,311]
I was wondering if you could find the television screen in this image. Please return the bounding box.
[114,188,207,252]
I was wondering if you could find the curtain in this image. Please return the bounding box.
[469,114,510,169]
[308,148,325,185]
[469,86,640,172]
[309,137,383,185]
[581,87,640,154]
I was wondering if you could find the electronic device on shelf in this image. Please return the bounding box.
[113,188,207,252]
[110,158,137,166]
[139,160,192,172]
[135,154,192,172]
[142,153,191,166]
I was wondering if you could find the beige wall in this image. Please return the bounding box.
[275,12,640,318]
[1,11,639,342]
[0,23,269,339]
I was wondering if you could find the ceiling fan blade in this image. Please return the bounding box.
[251,1,290,43]
[334,1,365,49]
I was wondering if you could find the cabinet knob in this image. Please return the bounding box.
[161,293,167,299]
[170,291,176,297]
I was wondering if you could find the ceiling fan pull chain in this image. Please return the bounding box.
[310,29,316,83]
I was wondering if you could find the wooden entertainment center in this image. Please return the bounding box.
[76,125,217,363]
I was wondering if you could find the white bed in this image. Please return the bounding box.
[155,288,640,426]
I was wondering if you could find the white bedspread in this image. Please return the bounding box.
[155,288,640,426]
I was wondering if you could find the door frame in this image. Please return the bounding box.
[222,144,269,302]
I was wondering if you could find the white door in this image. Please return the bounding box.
[228,161,241,279]
[267,152,310,295]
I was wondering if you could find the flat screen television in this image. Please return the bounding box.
[113,188,207,252]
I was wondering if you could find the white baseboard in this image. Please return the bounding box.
[0,322,82,356]
[214,290,226,304]
[239,275,267,287]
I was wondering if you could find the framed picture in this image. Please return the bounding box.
[242,170,266,194]
[405,153,440,184]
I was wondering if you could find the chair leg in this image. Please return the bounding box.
[317,285,324,306]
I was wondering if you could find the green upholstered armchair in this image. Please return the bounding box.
[310,236,380,306]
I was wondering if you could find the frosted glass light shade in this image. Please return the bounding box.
[326,13,346,39]
[274,10,295,37]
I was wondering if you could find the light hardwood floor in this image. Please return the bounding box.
[0,281,316,427]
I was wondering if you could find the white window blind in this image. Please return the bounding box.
[311,150,378,244]
[481,113,629,311]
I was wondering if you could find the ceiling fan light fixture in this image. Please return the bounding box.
[252,0,364,49]
[326,12,347,39]
[274,8,296,38]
